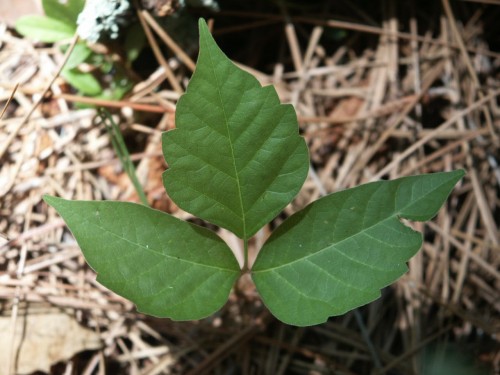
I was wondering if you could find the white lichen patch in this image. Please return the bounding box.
[77,0,130,42]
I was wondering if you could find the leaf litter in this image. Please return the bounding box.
[0,1,499,374]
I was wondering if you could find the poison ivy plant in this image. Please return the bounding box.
[44,19,465,326]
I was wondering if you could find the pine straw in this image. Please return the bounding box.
[1,2,499,374]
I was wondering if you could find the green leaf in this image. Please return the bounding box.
[61,68,102,96]
[162,19,309,239]
[66,0,86,22]
[43,20,464,326]
[252,170,465,326]
[43,196,240,320]
[42,0,84,26]
[15,15,75,42]
[64,43,93,69]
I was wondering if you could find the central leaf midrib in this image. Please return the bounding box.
[72,209,237,272]
[203,31,247,240]
[253,177,453,273]
[96,220,237,272]
[252,213,401,275]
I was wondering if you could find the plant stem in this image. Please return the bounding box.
[243,238,249,272]
[99,109,149,207]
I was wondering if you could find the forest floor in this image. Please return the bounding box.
[0,1,499,374]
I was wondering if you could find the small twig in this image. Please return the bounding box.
[133,0,183,93]
[352,61,446,179]
[57,93,174,113]
[0,83,175,113]
[0,34,79,159]
[0,83,18,120]
[43,150,163,175]
[372,89,500,179]
[218,11,500,59]
[284,23,303,73]
[441,0,496,140]
[141,10,196,72]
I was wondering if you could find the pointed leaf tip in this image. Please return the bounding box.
[198,18,208,31]
[162,17,309,239]
[252,170,464,326]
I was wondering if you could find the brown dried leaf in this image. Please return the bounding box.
[0,307,101,374]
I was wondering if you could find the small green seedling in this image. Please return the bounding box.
[16,0,137,98]
[16,0,101,96]
[44,19,464,326]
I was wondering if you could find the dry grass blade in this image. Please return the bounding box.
[0,34,79,159]
[141,9,196,72]
[133,0,183,93]
[0,83,18,120]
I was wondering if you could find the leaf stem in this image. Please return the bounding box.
[243,238,249,272]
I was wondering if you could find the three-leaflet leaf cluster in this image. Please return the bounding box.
[44,19,464,326]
